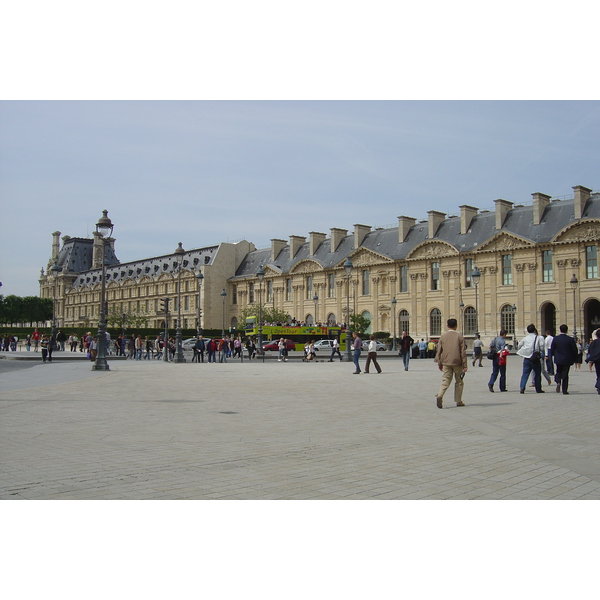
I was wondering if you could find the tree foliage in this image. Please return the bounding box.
[349,313,371,335]
[0,295,53,325]
[106,307,149,329]
[237,304,291,327]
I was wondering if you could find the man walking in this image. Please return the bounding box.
[328,336,342,362]
[352,332,362,374]
[434,318,467,409]
[551,324,578,395]
[399,331,414,371]
[516,324,546,394]
[488,330,508,392]
[544,330,554,376]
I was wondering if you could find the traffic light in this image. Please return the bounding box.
[160,298,170,313]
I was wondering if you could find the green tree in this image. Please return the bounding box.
[0,295,52,325]
[237,304,291,328]
[107,307,149,329]
[349,313,370,335]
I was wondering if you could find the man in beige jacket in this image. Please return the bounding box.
[434,318,468,409]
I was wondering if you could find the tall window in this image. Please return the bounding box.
[430,308,442,336]
[361,311,372,334]
[502,254,512,285]
[542,250,553,282]
[267,280,273,302]
[465,258,473,287]
[285,278,291,301]
[249,282,254,304]
[328,273,335,298]
[399,310,410,335]
[464,306,477,335]
[362,270,369,295]
[586,245,598,279]
[501,305,515,334]
[184,296,189,311]
[306,275,313,299]
[431,262,440,290]
[232,284,237,305]
[399,265,407,293]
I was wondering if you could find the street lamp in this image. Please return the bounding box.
[344,257,353,362]
[472,266,481,335]
[221,288,227,338]
[313,293,318,325]
[570,274,579,340]
[391,297,397,351]
[173,242,186,363]
[50,257,61,342]
[195,270,203,337]
[459,301,465,333]
[92,209,114,371]
[256,265,265,362]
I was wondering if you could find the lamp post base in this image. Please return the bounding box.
[92,360,110,371]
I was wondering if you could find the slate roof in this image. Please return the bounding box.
[233,194,600,278]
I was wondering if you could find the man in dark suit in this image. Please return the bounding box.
[550,324,578,395]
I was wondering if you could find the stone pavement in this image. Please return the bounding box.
[1,351,600,499]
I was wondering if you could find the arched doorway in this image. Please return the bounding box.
[540,301,556,336]
[583,298,600,341]
[361,311,372,334]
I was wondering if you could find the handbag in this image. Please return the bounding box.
[486,349,495,360]
[531,335,541,364]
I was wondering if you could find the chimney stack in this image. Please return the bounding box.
[427,211,446,239]
[494,199,513,230]
[531,192,551,225]
[397,216,416,243]
[353,224,371,248]
[270,238,286,261]
[330,228,347,252]
[289,235,306,258]
[92,231,103,269]
[309,231,326,255]
[51,231,61,261]
[573,185,592,219]
[459,205,478,235]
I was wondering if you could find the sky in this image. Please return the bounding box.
[1,100,599,296]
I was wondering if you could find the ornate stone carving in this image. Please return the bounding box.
[557,260,567,268]
[291,261,321,274]
[352,249,393,267]
[488,266,497,274]
[558,222,600,243]
[410,273,419,280]
[527,263,538,271]
[410,243,457,260]
[442,270,451,278]
[515,263,525,272]
[372,276,381,284]
[419,272,427,279]
[571,258,581,267]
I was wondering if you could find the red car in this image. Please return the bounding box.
[262,339,296,351]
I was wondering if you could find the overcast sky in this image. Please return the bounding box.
[1,100,599,296]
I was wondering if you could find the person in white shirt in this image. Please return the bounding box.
[364,335,382,374]
[544,330,554,376]
[517,324,546,394]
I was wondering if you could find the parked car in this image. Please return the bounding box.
[262,339,296,351]
[313,339,334,350]
[182,337,213,350]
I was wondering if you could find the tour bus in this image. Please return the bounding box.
[244,317,346,351]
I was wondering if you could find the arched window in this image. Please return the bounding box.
[399,310,410,335]
[231,317,238,329]
[327,313,336,325]
[305,314,314,325]
[464,306,477,335]
[430,308,442,337]
[500,304,516,334]
[361,311,372,334]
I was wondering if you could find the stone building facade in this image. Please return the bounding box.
[40,185,600,346]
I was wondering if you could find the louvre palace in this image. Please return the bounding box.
[39,184,600,347]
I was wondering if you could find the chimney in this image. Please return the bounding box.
[459,205,478,235]
[289,235,306,258]
[531,192,551,225]
[353,224,371,248]
[427,211,446,239]
[494,199,513,230]
[397,216,416,243]
[92,231,103,269]
[309,231,326,255]
[573,185,592,219]
[330,228,347,252]
[51,231,61,261]
[271,238,286,261]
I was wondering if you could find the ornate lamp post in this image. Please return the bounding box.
[570,274,579,340]
[459,301,465,333]
[344,257,353,362]
[313,293,318,325]
[221,288,227,338]
[472,266,481,336]
[92,210,114,371]
[256,265,265,362]
[391,296,397,351]
[196,270,203,337]
[173,242,186,363]
[50,257,61,342]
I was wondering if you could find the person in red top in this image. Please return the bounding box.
[31,328,41,352]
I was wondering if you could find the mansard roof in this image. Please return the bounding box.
[56,237,119,274]
[71,244,218,289]
[232,193,600,278]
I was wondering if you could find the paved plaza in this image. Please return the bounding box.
[1,350,600,500]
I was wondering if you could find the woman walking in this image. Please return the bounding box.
[364,335,382,374]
